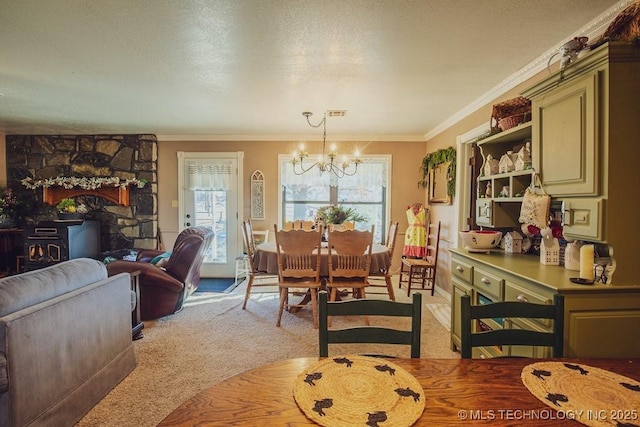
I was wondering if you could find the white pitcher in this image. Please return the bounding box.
[565,240,581,271]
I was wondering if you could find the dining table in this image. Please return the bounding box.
[157,357,640,426]
[253,241,392,277]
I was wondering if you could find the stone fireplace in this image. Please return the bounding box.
[5,134,158,253]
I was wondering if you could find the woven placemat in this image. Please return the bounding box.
[521,361,640,427]
[294,355,425,427]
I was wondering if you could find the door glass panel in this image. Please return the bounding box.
[194,190,227,264]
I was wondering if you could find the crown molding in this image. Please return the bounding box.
[156,133,426,142]
[424,0,634,141]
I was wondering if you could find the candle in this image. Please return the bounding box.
[579,244,595,281]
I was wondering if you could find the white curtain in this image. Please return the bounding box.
[281,157,388,188]
[188,162,233,190]
[345,159,388,187]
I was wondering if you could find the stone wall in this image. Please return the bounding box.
[5,134,158,253]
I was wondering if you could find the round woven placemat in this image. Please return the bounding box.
[294,355,425,427]
[521,361,640,427]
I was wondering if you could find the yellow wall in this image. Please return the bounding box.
[1,68,556,297]
[424,69,554,294]
[158,139,428,273]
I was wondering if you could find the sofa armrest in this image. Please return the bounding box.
[136,249,164,263]
[106,260,183,293]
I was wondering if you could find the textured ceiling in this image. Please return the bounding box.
[0,0,630,139]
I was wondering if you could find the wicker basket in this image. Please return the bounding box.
[603,1,640,42]
[498,113,530,131]
[491,96,531,132]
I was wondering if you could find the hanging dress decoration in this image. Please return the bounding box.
[403,203,427,258]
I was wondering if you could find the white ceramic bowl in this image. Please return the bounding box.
[459,230,503,252]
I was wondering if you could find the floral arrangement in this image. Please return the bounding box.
[21,176,147,190]
[0,187,18,219]
[315,205,366,225]
[55,197,88,214]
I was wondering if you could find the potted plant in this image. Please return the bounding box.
[0,187,18,228]
[315,205,367,225]
[56,198,88,220]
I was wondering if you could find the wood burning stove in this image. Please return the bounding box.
[23,220,100,271]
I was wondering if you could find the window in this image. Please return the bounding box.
[278,155,391,243]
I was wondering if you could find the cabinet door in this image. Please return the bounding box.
[561,197,604,241]
[533,71,599,196]
[476,199,520,228]
[450,277,472,351]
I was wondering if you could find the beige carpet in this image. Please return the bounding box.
[426,303,451,332]
[76,276,459,427]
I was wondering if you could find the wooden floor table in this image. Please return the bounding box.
[158,357,640,426]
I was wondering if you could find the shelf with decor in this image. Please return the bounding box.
[21,176,147,208]
[43,185,131,207]
[477,169,535,202]
[475,113,533,228]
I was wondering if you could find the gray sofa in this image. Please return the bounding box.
[0,258,136,427]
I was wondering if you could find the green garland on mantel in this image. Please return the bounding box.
[418,146,457,198]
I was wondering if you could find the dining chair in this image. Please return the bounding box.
[274,225,324,328]
[241,220,278,310]
[460,294,564,359]
[299,220,315,231]
[283,221,295,231]
[328,221,355,232]
[318,291,422,358]
[367,221,399,301]
[399,220,441,296]
[325,226,374,303]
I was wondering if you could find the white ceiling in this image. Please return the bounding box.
[0,0,630,140]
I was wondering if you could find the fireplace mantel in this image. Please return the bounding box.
[43,186,131,207]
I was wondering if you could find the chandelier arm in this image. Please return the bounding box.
[293,110,359,179]
[292,161,321,175]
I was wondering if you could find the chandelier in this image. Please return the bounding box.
[290,111,361,177]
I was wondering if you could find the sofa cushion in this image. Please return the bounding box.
[0,258,108,317]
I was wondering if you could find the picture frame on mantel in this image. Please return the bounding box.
[250,170,265,220]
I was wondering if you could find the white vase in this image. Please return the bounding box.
[565,241,581,271]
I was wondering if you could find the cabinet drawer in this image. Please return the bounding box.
[504,281,555,327]
[451,259,473,283]
[473,267,504,300]
[561,197,604,241]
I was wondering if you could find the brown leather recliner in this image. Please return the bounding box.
[107,226,215,320]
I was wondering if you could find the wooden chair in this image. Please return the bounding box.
[318,291,422,358]
[367,221,399,301]
[460,294,564,359]
[325,227,374,303]
[241,220,278,310]
[274,225,324,328]
[283,221,295,231]
[299,220,315,231]
[399,220,441,296]
[328,221,355,232]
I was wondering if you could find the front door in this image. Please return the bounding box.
[178,152,244,278]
